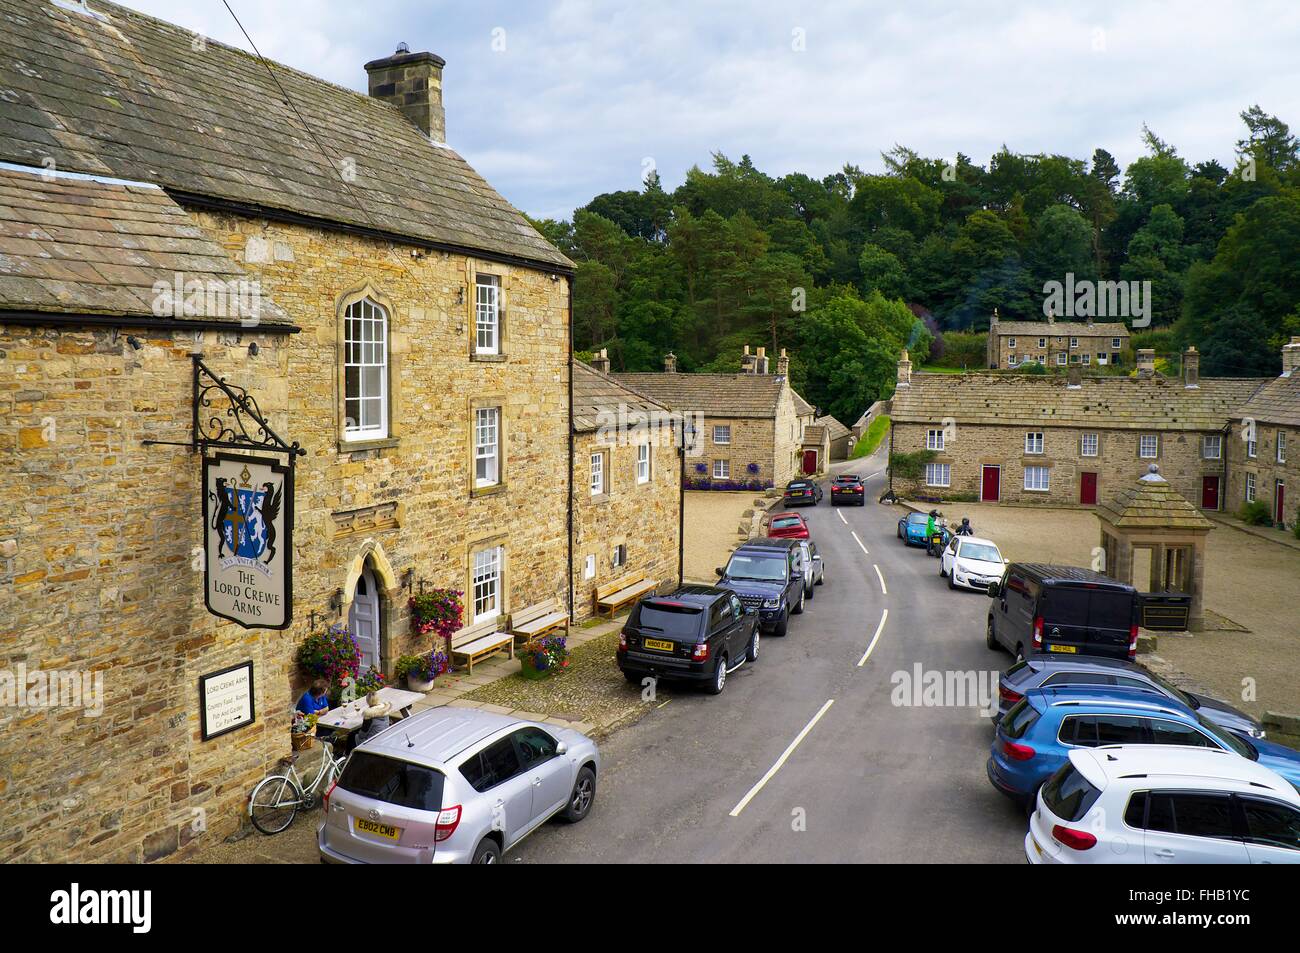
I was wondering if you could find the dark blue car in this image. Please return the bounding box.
[715,539,805,636]
[897,512,930,546]
[988,685,1300,809]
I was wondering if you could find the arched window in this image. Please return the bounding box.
[343,297,388,439]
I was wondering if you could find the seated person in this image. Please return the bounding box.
[354,693,392,747]
[295,680,333,738]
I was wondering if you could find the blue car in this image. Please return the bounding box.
[897,512,931,547]
[988,685,1300,809]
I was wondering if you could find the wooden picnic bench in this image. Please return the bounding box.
[509,597,569,645]
[594,570,659,618]
[449,619,514,674]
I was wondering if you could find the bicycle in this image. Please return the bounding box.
[248,738,348,835]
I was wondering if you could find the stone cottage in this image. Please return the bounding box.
[1226,337,1300,529]
[571,360,682,619]
[986,309,1131,370]
[0,0,572,861]
[613,346,818,489]
[888,348,1267,509]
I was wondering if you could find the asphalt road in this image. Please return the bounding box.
[511,449,1029,863]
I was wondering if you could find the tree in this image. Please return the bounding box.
[858,244,910,301]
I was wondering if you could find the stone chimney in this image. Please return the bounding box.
[755,346,769,375]
[1086,313,1094,327]
[896,349,912,388]
[776,348,790,377]
[663,352,677,373]
[365,45,447,142]
[1045,307,1054,325]
[590,347,610,374]
[1183,346,1199,388]
[740,345,756,374]
[1282,336,1300,377]
[1067,365,1082,389]
[1137,348,1156,379]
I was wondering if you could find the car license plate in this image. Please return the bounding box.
[1048,644,1078,654]
[355,818,400,840]
[643,638,674,652]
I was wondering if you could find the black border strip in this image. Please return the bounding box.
[0,310,300,334]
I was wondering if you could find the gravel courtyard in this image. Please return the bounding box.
[682,490,768,582]
[941,502,1300,720]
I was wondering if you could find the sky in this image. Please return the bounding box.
[117,0,1300,221]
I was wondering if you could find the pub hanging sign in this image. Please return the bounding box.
[203,453,293,629]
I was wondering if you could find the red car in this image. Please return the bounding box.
[766,512,810,540]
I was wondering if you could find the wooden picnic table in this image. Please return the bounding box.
[315,686,425,732]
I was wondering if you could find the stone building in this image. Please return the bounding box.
[613,346,818,489]
[816,414,854,461]
[571,361,682,619]
[0,0,572,862]
[1226,337,1300,529]
[889,348,1266,509]
[986,310,1131,370]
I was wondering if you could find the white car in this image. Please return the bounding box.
[1027,745,1300,865]
[939,536,1007,591]
[319,707,599,864]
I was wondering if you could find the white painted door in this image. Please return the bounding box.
[350,567,381,671]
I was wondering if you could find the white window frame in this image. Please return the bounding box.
[1081,433,1098,457]
[1139,434,1159,459]
[1038,337,1046,349]
[926,428,945,451]
[343,297,389,440]
[1024,466,1050,492]
[1070,337,1079,349]
[1007,354,1019,367]
[612,543,626,569]
[1278,431,1287,464]
[713,459,730,480]
[1025,432,1044,455]
[1112,337,1122,349]
[1245,472,1256,503]
[636,441,650,484]
[1247,436,1257,458]
[1082,354,1091,365]
[1097,354,1108,366]
[712,424,731,445]
[475,274,500,355]
[473,407,500,487]
[1202,434,1222,460]
[472,546,503,624]
[1056,352,1067,366]
[583,554,596,580]
[925,463,951,487]
[589,451,605,496]
[1008,337,1016,349]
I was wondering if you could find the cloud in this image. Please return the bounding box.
[116,0,1300,219]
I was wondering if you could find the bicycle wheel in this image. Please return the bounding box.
[249,774,302,835]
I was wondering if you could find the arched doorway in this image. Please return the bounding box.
[349,564,382,671]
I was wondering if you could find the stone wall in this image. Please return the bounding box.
[0,210,570,862]
[1227,419,1298,528]
[989,330,1127,370]
[891,420,1226,507]
[572,432,680,620]
[688,415,777,490]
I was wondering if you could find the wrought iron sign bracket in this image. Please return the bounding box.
[144,355,306,463]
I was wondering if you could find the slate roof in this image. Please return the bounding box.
[1231,372,1300,428]
[1097,468,1215,531]
[0,165,290,324]
[791,389,816,416]
[816,414,852,440]
[0,0,570,271]
[802,425,826,445]
[572,360,670,433]
[990,320,1130,337]
[612,372,787,418]
[891,372,1267,431]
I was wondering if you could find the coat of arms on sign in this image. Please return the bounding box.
[209,463,283,570]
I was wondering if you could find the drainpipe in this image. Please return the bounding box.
[678,430,686,586]
[566,274,575,623]
[1219,421,1232,512]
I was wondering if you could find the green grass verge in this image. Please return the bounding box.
[851,414,890,459]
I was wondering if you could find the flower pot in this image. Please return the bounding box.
[406,675,436,693]
[291,732,314,751]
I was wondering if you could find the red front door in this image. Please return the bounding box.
[980,465,1000,502]
[1080,472,1098,505]
[1276,481,1286,524]
[802,450,818,474]
[1201,475,1219,510]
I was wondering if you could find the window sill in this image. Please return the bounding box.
[471,352,508,363]
[471,482,507,499]
[589,492,611,504]
[340,436,400,454]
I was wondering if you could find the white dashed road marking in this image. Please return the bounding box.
[837,509,847,525]
[850,531,869,555]
[729,699,835,817]
[873,563,888,595]
[857,608,889,667]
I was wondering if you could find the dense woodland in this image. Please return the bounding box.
[530,107,1300,423]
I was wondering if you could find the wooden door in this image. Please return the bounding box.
[981,465,1000,502]
[1080,472,1098,505]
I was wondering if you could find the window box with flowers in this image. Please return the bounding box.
[395,649,450,692]
[518,634,569,679]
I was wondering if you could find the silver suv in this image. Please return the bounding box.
[318,707,600,864]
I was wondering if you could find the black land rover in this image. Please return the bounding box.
[617,586,759,695]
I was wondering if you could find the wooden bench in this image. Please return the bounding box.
[449,620,514,674]
[509,597,569,645]
[594,571,659,618]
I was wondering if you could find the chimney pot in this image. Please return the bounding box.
[896,349,912,388]
[590,347,610,374]
[663,352,677,373]
[1183,346,1199,388]
[776,348,790,377]
[365,47,446,141]
[1282,337,1300,377]
[1137,348,1156,380]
